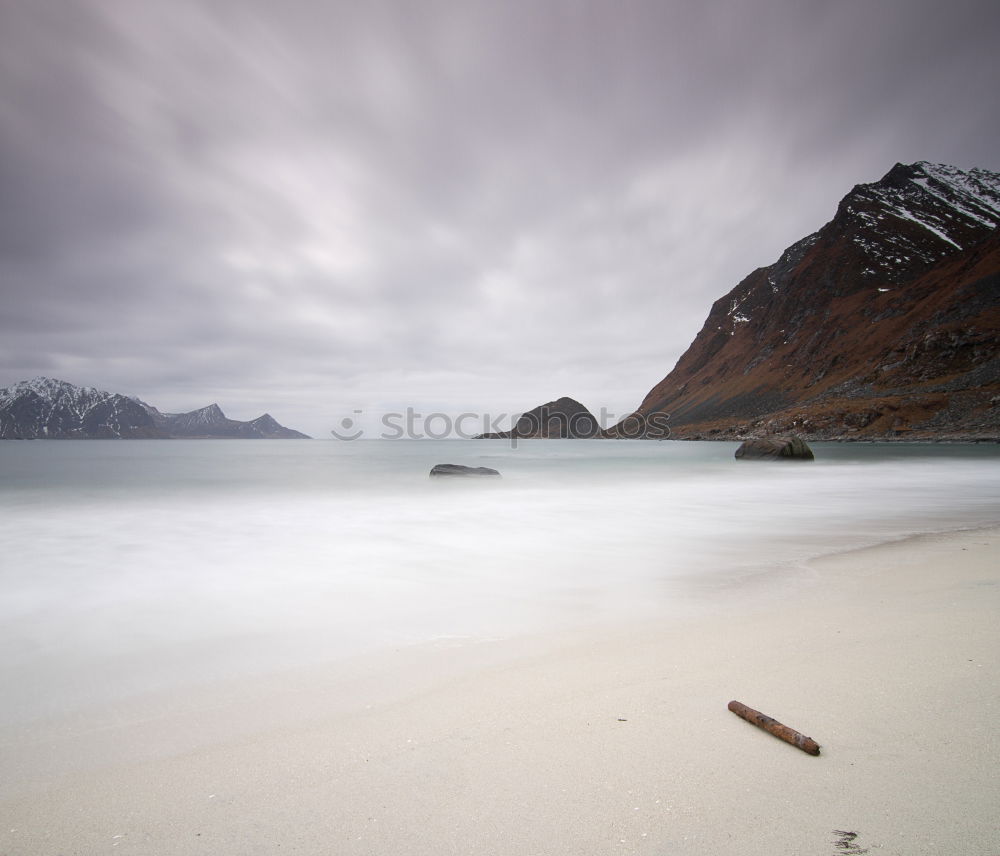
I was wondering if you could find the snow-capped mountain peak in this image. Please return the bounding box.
[841,162,1000,276]
[0,378,309,439]
[627,160,1000,441]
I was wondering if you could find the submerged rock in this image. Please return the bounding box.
[429,464,502,478]
[734,436,815,461]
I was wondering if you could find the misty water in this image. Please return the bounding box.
[2,438,999,726]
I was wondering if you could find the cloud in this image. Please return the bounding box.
[2,0,999,436]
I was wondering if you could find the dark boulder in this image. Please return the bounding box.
[429,464,502,478]
[734,436,815,461]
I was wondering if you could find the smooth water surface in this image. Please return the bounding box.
[2,438,999,724]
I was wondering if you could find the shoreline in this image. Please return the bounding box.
[3,524,999,854]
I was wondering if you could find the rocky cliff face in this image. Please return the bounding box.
[617,162,1000,440]
[0,378,310,439]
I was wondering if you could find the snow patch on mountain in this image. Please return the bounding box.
[840,162,1000,276]
[888,207,963,250]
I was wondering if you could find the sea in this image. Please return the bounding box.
[2,438,999,727]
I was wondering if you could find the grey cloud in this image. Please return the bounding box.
[2,0,999,437]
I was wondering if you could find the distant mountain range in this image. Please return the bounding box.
[0,377,310,439]
[611,161,1000,441]
[8,162,998,444]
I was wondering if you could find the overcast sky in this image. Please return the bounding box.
[2,0,999,437]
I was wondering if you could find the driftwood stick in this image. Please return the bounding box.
[728,700,821,755]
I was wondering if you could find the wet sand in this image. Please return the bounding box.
[2,526,998,855]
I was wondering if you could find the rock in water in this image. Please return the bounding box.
[429,464,502,477]
[734,436,815,461]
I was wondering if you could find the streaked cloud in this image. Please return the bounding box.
[2,0,998,435]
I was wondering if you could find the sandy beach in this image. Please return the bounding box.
[2,525,998,855]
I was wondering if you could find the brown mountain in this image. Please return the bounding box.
[614,162,1000,441]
